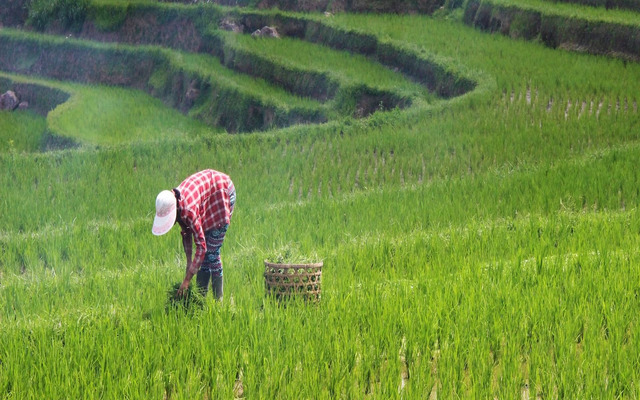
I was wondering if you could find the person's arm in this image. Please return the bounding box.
[178,269,196,296]
[177,229,194,297]
[181,230,193,272]
[189,221,207,275]
[177,218,206,296]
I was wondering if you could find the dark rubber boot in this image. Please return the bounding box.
[212,275,223,301]
[196,269,211,297]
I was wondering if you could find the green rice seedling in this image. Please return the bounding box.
[0,71,218,146]
[225,31,434,102]
[172,50,321,112]
[165,282,205,312]
[47,83,219,145]
[0,110,46,153]
[263,242,321,265]
[546,0,640,11]
[479,0,640,25]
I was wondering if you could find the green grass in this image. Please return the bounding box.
[0,71,219,148]
[477,0,640,25]
[544,0,640,12]
[0,26,330,130]
[326,12,639,94]
[47,83,219,145]
[171,50,321,111]
[0,110,47,152]
[225,31,434,101]
[1,4,640,398]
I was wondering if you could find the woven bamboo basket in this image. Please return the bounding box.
[264,260,322,301]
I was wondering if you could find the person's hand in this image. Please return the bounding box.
[176,280,190,298]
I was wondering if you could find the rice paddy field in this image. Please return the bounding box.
[1,0,640,398]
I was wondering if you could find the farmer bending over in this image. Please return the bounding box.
[152,169,236,300]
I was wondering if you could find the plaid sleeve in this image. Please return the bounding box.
[188,214,207,275]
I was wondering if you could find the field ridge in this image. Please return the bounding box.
[464,0,640,60]
[1,2,480,136]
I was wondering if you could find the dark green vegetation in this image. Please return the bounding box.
[1,2,473,132]
[464,0,640,59]
[166,282,206,311]
[1,0,640,398]
[548,0,640,12]
[27,0,91,31]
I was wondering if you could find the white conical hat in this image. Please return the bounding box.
[152,190,177,236]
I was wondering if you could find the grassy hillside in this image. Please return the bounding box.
[1,1,640,398]
[464,0,640,59]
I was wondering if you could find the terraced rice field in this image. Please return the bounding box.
[1,0,639,398]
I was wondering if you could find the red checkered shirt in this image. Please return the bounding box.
[176,170,235,274]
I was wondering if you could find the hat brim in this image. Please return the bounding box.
[152,206,176,236]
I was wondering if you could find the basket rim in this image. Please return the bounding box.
[264,260,323,268]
